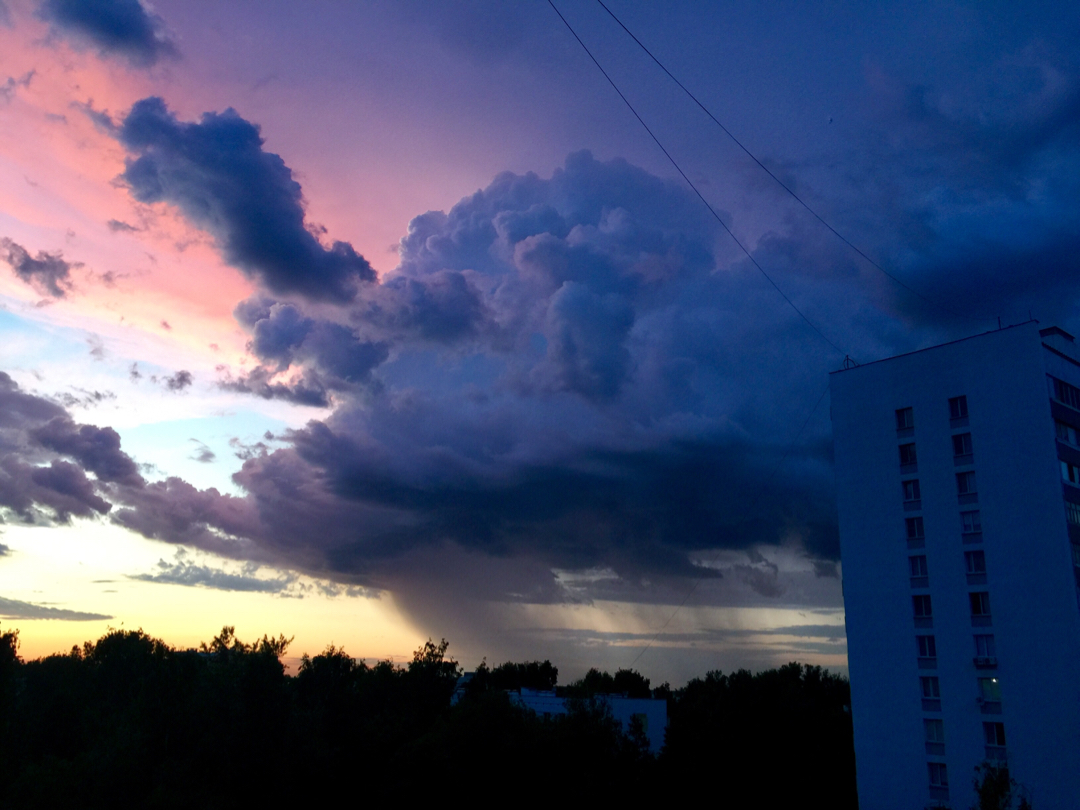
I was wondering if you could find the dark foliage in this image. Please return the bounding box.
[661,663,857,807]
[972,762,1032,810]
[0,626,856,806]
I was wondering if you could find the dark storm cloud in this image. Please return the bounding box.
[1,457,111,522]
[0,238,76,298]
[31,418,143,486]
[116,97,375,302]
[787,53,1080,331]
[218,366,331,408]
[102,152,846,594]
[228,298,389,403]
[37,0,178,67]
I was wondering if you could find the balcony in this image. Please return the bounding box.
[974,656,998,669]
[918,657,938,670]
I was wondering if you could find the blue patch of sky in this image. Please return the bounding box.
[118,413,287,495]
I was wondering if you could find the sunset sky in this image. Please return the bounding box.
[1,0,1078,683]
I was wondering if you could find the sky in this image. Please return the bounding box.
[1,0,1079,684]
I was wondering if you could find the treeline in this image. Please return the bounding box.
[0,625,856,807]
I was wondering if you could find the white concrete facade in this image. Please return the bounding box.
[831,322,1080,809]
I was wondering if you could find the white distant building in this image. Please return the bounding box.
[510,688,668,754]
[450,677,667,754]
[831,322,1080,809]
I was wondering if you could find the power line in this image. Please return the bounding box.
[546,0,847,359]
[592,0,993,326]
[627,381,832,669]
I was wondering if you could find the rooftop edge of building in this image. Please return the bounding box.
[829,320,1068,376]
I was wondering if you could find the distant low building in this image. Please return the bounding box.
[510,688,668,754]
[450,677,668,754]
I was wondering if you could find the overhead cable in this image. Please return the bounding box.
[546,0,847,359]
[593,0,992,325]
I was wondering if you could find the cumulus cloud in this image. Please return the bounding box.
[99,152,847,595]
[116,97,376,302]
[0,238,77,297]
[8,54,1080,624]
[226,297,388,403]
[37,0,178,67]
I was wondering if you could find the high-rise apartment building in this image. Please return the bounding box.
[831,322,1080,809]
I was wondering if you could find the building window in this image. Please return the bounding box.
[910,555,928,577]
[899,443,918,466]
[1072,544,1080,568]
[965,550,987,575]
[961,510,982,534]
[925,718,945,743]
[924,718,946,754]
[896,407,914,430]
[920,676,941,699]
[1056,420,1079,446]
[928,762,949,787]
[1062,461,1080,486]
[974,634,996,657]
[978,677,1002,701]
[970,591,992,617]
[913,594,933,618]
[917,635,937,658]
[957,471,977,495]
[903,479,922,502]
[949,396,968,420]
[1067,502,1080,526]
[907,516,925,539]
[984,721,1006,747]
[952,433,973,457]
[1051,376,1080,411]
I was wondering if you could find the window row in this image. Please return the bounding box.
[904,510,981,540]
[921,719,1006,750]
[907,590,992,623]
[916,633,997,663]
[908,550,986,585]
[895,395,968,432]
[919,675,999,702]
[902,472,977,503]
[1050,375,1080,411]
[896,433,974,468]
